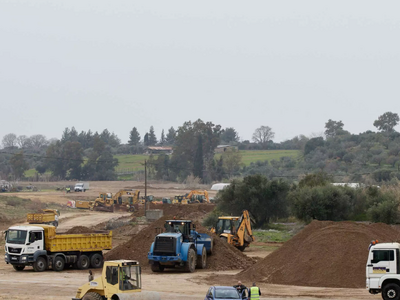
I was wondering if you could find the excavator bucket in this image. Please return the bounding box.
[112,292,160,300]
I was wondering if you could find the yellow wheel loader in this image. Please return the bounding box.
[72,260,160,300]
[211,210,254,251]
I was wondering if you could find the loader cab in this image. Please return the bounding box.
[164,220,195,241]
[215,217,239,235]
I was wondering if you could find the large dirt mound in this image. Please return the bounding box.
[240,220,400,288]
[105,215,255,271]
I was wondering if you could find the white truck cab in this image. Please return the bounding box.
[367,242,400,300]
[4,226,45,269]
[74,182,89,192]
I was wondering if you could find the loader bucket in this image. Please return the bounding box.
[112,291,160,300]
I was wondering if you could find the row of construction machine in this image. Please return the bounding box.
[211,210,254,251]
[26,209,60,227]
[172,190,210,204]
[91,190,141,212]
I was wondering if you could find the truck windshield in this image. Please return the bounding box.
[6,230,27,244]
[119,265,141,291]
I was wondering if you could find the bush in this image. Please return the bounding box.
[202,209,224,228]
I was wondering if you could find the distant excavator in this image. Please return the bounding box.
[91,190,141,212]
[211,210,254,251]
[172,190,210,204]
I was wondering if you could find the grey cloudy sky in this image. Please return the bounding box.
[1,1,399,143]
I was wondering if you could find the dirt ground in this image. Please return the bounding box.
[0,181,381,300]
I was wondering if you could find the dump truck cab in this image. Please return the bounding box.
[366,242,400,300]
[73,260,143,300]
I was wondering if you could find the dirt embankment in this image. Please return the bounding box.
[239,220,400,288]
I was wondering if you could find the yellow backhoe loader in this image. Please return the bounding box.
[72,260,160,300]
[211,210,254,251]
[173,190,210,204]
[92,190,141,212]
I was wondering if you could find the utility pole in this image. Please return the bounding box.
[144,160,147,213]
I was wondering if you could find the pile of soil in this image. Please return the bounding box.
[240,220,400,288]
[64,226,97,234]
[105,215,255,271]
[148,203,215,221]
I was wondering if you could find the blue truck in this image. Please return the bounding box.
[148,220,213,272]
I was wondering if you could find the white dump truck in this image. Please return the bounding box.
[74,182,89,192]
[366,241,400,300]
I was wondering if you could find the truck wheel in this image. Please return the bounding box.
[196,247,207,269]
[53,256,65,271]
[151,263,164,272]
[90,253,103,268]
[383,283,400,300]
[77,255,90,270]
[82,292,103,300]
[13,265,25,271]
[184,248,196,273]
[33,257,47,272]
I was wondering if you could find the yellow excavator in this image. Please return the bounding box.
[211,210,254,251]
[172,190,210,204]
[92,190,141,212]
[72,260,160,300]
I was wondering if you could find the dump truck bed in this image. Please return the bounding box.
[27,213,55,224]
[40,225,112,252]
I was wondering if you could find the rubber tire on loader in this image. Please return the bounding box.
[82,292,103,300]
[13,265,25,271]
[151,263,165,272]
[53,256,65,271]
[77,254,90,270]
[184,248,196,273]
[33,257,47,272]
[196,246,207,269]
[90,253,103,269]
[382,283,400,300]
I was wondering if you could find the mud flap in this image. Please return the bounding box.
[112,292,161,300]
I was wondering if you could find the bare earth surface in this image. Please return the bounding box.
[0,181,381,300]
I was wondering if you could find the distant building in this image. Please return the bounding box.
[214,145,238,153]
[145,146,173,155]
[211,183,230,191]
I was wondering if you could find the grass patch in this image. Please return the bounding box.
[251,244,281,252]
[253,229,293,243]
[215,150,299,166]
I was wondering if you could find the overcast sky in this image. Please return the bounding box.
[1,1,399,144]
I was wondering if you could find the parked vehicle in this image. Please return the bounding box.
[27,209,60,227]
[148,219,213,273]
[74,182,89,192]
[4,224,112,272]
[366,240,400,300]
[205,286,245,300]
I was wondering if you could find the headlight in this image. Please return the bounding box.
[21,257,27,261]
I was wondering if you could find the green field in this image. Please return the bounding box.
[24,150,300,177]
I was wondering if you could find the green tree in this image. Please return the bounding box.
[252,126,274,146]
[128,127,141,145]
[222,148,242,178]
[217,174,290,227]
[10,152,29,179]
[299,172,332,188]
[143,133,149,146]
[304,137,325,155]
[45,141,83,179]
[148,126,157,146]
[373,112,399,133]
[220,127,239,144]
[193,135,204,180]
[165,127,176,145]
[2,133,17,148]
[324,119,345,138]
[159,129,165,145]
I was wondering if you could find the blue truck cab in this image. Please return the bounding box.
[148,220,213,272]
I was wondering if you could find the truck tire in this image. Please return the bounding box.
[82,292,103,300]
[383,283,400,300]
[151,263,164,272]
[53,256,65,271]
[77,254,90,270]
[33,257,47,272]
[184,248,196,273]
[13,265,25,271]
[90,253,103,268]
[196,247,207,269]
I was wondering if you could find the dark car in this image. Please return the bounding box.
[205,286,246,300]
